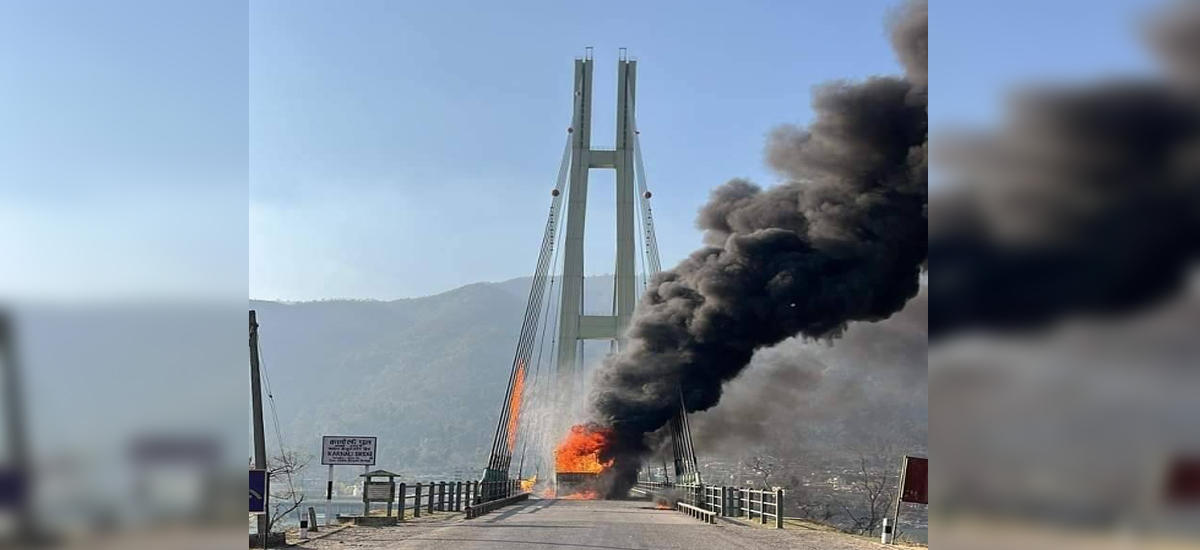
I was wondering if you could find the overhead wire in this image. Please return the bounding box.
[255,330,302,519]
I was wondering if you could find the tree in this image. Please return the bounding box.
[267,449,311,532]
[784,479,837,522]
[743,453,781,489]
[835,451,897,536]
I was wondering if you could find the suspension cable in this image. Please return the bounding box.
[486,132,573,474]
[630,115,663,276]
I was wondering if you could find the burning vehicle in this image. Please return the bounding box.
[553,424,613,499]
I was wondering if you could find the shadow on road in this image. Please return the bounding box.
[405,538,643,550]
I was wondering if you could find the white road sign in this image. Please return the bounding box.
[321,436,377,466]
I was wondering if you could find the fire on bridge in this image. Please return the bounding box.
[554,424,613,499]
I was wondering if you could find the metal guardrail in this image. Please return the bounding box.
[394,479,522,520]
[734,487,784,529]
[635,479,784,529]
[702,485,726,516]
[465,491,530,519]
[465,480,528,519]
[675,501,716,524]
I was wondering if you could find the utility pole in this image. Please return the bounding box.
[0,311,36,543]
[249,310,269,544]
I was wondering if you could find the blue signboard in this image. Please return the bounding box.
[0,468,25,510]
[249,469,268,514]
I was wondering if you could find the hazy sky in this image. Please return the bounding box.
[0,1,1164,301]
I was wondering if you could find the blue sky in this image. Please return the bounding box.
[0,0,1168,301]
[0,0,246,300]
[249,0,912,300]
[930,0,1163,129]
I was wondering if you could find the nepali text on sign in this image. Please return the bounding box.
[321,436,377,466]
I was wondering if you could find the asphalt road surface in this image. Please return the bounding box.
[293,498,888,550]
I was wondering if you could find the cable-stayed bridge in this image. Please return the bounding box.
[480,47,701,502]
[264,51,893,550]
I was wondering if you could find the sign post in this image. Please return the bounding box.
[887,456,928,544]
[326,464,334,527]
[321,436,377,525]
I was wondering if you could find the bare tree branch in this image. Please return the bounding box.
[266,449,312,532]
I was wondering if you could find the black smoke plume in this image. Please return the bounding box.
[928,1,1200,338]
[586,0,929,496]
[690,287,927,452]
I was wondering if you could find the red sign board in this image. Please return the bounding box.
[899,456,928,505]
[1164,456,1200,505]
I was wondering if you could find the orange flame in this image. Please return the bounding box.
[506,361,526,452]
[520,475,536,492]
[559,490,600,500]
[554,424,614,474]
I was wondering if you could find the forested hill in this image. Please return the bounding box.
[250,275,613,476]
[250,275,927,480]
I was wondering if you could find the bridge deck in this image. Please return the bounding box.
[293,498,887,549]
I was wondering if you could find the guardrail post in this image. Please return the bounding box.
[413,483,422,518]
[760,490,767,525]
[441,482,449,511]
[775,488,784,529]
[397,483,406,521]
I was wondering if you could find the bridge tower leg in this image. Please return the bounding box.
[555,49,639,397]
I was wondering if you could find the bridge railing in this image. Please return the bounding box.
[733,487,784,529]
[675,501,717,524]
[701,485,726,516]
[393,479,522,520]
[634,479,784,529]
